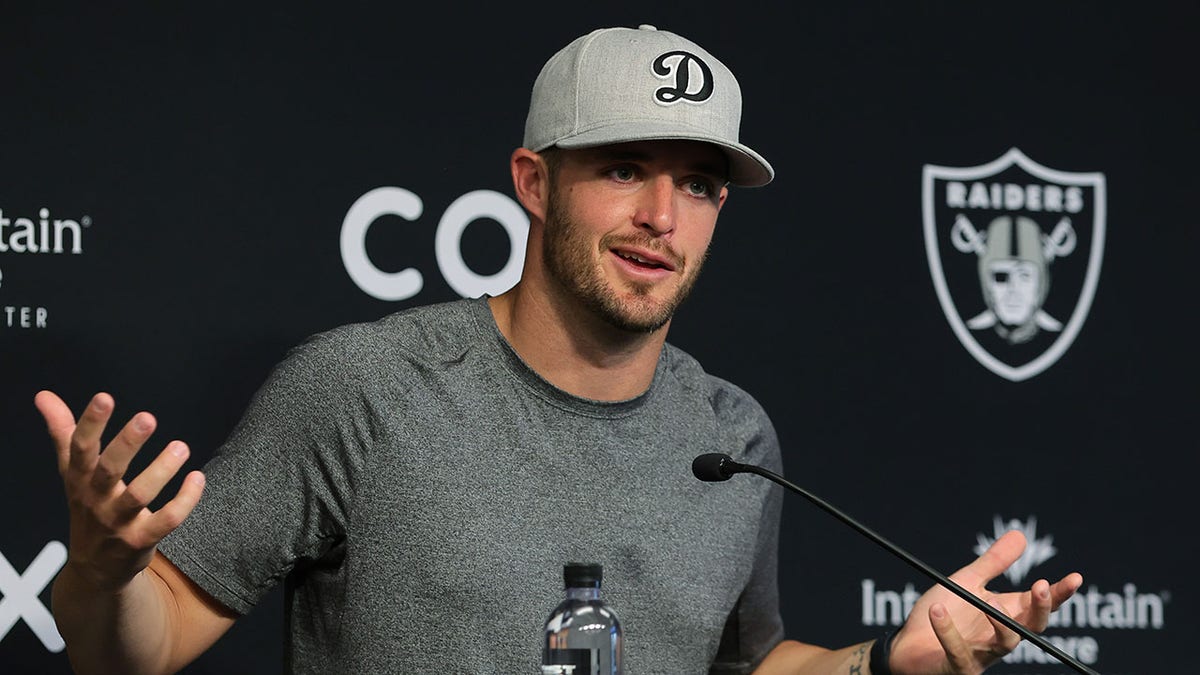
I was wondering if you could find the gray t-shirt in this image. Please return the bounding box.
[160,297,785,673]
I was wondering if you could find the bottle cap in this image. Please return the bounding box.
[563,562,603,588]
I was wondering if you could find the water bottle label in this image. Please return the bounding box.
[541,648,594,674]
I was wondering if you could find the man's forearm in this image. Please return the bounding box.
[52,561,179,675]
[753,638,878,675]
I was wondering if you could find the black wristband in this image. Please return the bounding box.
[868,631,895,675]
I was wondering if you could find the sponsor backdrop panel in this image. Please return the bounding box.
[1,5,1191,673]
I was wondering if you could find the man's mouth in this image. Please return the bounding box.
[613,248,676,271]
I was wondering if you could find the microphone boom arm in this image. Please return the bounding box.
[731,460,1099,675]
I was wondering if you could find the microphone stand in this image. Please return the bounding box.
[701,454,1099,675]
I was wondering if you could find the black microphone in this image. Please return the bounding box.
[691,453,1099,675]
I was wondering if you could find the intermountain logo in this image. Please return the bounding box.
[1,204,92,330]
[0,207,85,256]
[860,515,1168,669]
[922,149,1106,381]
[974,515,1057,585]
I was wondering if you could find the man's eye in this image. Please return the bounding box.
[686,179,712,197]
[611,167,635,181]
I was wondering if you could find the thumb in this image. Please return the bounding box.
[34,390,78,466]
[956,529,1027,587]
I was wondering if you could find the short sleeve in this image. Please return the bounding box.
[158,330,379,614]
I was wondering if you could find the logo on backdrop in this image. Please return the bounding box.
[974,515,1057,585]
[859,515,1169,669]
[0,205,91,330]
[341,188,528,302]
[0,541,67,652]
[922,149,1106,381]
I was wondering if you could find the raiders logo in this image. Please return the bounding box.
[922,148,1106,381]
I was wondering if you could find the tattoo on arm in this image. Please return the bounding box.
[849,642,867,674]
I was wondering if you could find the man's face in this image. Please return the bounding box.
[985,259,1041,326]
[540,140,728,333]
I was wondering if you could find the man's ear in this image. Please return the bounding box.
[511,147,550,223]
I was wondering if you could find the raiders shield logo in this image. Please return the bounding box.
[922,148,1106,381]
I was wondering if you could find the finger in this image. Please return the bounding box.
[144,471,206,541]
[34,390,78,470]
[1023,579,1053,633]
[1048,572,1084,610]
[114,441,190,516]
[983,600,1022,655]
[955,530,1027,586]
[66,393,117,475]
[928,603,977,674]
[92,412,158,492]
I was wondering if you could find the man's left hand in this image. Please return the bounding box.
[887,529,1083,675]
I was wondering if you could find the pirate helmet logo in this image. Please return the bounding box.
[923,149,1106,381]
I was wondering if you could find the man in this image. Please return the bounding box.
[37,25,1082,674]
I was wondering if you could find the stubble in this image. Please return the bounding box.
[541,184,708,333]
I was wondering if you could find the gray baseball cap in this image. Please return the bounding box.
[522,25,774,187]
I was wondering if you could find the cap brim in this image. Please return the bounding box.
[545,120,774,187]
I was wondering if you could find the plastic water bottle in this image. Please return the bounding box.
[541,562,623,675]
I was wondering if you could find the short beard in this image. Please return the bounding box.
[541,182,706,333]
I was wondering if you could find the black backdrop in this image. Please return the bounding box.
[1,4,1193,673]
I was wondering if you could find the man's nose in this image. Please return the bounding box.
[634,175,676,235]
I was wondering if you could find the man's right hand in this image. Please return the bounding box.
[35,391,205,592]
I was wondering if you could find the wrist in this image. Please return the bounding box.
[868,631,895,675]
[58,557,141,596]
